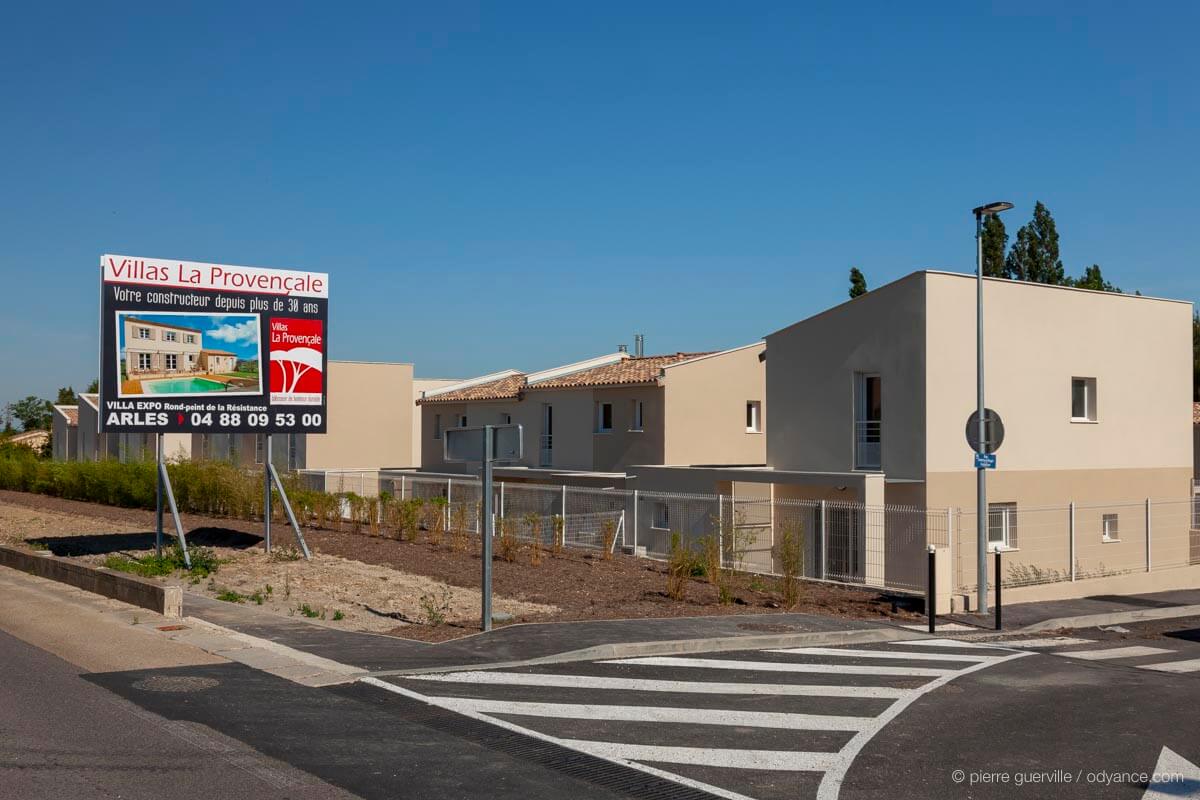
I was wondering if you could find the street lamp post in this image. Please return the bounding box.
[972,201,1013,614]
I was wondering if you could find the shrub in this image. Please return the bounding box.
[449,502,469,552]
[773,522,805,609]
[666,532,693,601]
[497,517,519,562]
[419,587,452,626]
[525,513,543,566]
[552,515,565,555]
[424,497,448,544]
[600,518,617,561]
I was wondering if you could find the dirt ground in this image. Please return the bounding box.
[0,490,923,640]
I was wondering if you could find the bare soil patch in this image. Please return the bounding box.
[0,490,923,640]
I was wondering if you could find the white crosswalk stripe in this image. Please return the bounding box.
[989,637,1095,648]
[368,642,1032,800]
[1060,645,1174,660]
[891,638,1013,650]
[1139,658,1200,673]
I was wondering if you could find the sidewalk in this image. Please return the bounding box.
[944,588,1200,631]
[186,592,904,672]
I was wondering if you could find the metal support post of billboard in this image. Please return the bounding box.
[155,434,164,560]
[268,461,312,560]
[481,426,494,633]
[157,455,191,568]
[264,436,273,554]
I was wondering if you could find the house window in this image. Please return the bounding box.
[1102,513,1120,542]
[185,334,196,344]
[165,331,177,342]
[746,400,762,433]
[631,400,644,431]
[165,354,177,371]
[254,435,264,465]
[433,414,442,440]
[1071,377,1097,422]
[854,373,882,470]
[137,353,152,370]
[988,502,1018,550]
[596,402,613,433]
[137,327,151,339]
[499,413,512,425]
[459,415,468,427]
[652,501,670,530]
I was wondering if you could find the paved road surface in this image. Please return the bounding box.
[0,628,354,800]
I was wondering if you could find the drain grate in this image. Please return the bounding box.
[390,692,722,799]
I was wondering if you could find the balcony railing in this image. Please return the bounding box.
[854,420,881,470]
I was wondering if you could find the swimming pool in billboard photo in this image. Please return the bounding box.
[142,377,228,394]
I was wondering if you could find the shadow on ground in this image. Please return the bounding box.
[32,526,262,556]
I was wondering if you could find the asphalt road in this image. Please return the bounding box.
[0,628,354,800]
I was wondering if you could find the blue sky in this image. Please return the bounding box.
[118,314,260,362]
[2,2,1197,400]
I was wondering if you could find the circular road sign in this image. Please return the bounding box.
[966,408,1005,454]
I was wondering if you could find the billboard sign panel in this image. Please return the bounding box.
[99,254,329,434]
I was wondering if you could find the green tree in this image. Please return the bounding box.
[86,378,99,394]
[848,267,868,299]
[1070,264,1121,293]
[10,396,52,431]
[1005,201,1066,285]
[980,214,1008,277]
[55,386,77,406]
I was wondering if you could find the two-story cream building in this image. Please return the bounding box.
[418,343,767,484]
[122,317,204,377]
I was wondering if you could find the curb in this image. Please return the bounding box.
[1019,604,1200,632]
[0,545,182,618]
[366,626,923,677]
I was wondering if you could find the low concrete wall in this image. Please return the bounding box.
[0,546,182,619]
[1002,563,1200,607]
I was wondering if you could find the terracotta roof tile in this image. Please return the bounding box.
[419,373,526,404]
[55,405,79,426]
[528,353,712,390]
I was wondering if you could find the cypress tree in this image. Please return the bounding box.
[848,267,868,299]
[981,214,1008,277]
[1005,201,1067,285]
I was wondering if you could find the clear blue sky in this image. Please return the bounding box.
[2,2,1197,401]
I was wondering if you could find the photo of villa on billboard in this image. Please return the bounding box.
[115,312,263,397]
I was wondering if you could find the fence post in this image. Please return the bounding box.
[994,547,1003,631]
[1146,498,1152,572]
[500,482,505,520]
[1069,502,1076,581]
[718,493,725,570]
[927,545,936,634]
[632,489,639,549]
[561,485,568,542]
[447,478,453,532]
[946,508,953,596]
[818,500,827,580]
[400,475,406,501]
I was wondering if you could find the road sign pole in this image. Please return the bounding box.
[264,435,272,554]
[481,426,494,632]
[975,210,989,614]
[155,433,164,560]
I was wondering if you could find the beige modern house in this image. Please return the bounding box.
[418,343,767,481]
[51,405,78,461]
[1194,402,1199,479]
[123,317,204,377]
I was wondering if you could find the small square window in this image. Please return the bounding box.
[746,400,762,433]
[652,501,670,530]
[988,502,1018,550]
[499,413,512,425]
[1071,377,1097,422]
[459,415,468,428]
[631,400,644,431]
[1102,513,1119,542]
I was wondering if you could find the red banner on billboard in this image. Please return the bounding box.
[269,317,324,406]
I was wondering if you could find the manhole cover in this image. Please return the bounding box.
[737,623,797,633]
[132,675,220,693]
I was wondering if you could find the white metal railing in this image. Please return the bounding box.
[854,420,881,470]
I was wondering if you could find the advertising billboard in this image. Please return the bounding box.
[99,254,329,434]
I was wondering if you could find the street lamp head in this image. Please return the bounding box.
[973,201,1014,218]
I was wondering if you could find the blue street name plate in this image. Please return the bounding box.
[975,452,997,469]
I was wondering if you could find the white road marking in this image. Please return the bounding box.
[900,623,975,631]
[990,637,1096,648]
[432,697,873,730]
[890,638,1012,650]
[404,670,915,699]
[604,656,954,677]
[1060,646,1175,661]
[769,646,1000,663]
[1143,746,1200,799]
[363,677,761,800]
[1138,658,1200,674]
[560,740,840,771]
[815,650,1033,800]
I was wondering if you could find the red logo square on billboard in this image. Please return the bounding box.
[269,318,324,405]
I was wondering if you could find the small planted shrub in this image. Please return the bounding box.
[216,589,246,603]
[332,609,345,621]
[773,522,805,609]
[525,513,543,566]
[297,603,321,619]
[666,532,693,601]
[552,515,565,555]
[424,497,448,544]
[419,587,452,626]
[449,503,470,552]
[600,518,617,561]
[497,517,519,563]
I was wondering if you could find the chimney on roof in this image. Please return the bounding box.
[617,344,628,353]
[634,334,644,357]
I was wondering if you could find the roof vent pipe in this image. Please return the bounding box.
[617,344,628,353]
[634,334,644,357]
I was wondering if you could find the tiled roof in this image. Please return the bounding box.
[125,316,203,334]
[419,373,527,404]
[9,429,49,448]
[54,405,79,426]
[1194,402,1200,425]
[79,393,99,410]
[528,353,712,390]
[201,349,236,356]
